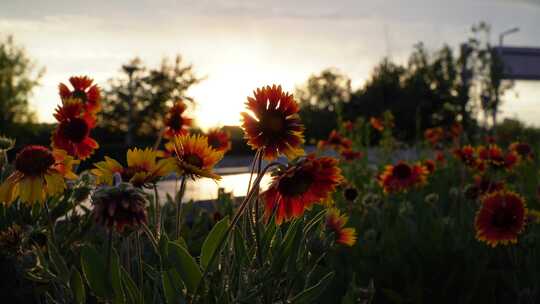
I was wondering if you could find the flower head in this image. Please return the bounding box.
[52,98,99,160]
[263,155,343,225]
[163,101,192,139]
[454,145,480,169]
[325,208,357,246]
[370,117,384,132]
[340,149,363,162]
[58,76,101,114]
[318,130,352,152]
[206,128,231,153]
[510,142,534,162]
[91,148,174,187]
[422,159,436,174]
[342,120,354,132]
[0,146,78,205]
[378,161,428,194]
[92,182,148,233]
[424,127,444,147]
[475,190,527,247]
[241,85,305,160]
[171,134,224,180]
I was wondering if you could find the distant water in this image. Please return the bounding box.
[156,173,272,202]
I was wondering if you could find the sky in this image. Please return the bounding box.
[1,0,539,129]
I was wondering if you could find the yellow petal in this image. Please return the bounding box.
[45,173,65,196]
[19,177,44,204]
[0,174,19,205]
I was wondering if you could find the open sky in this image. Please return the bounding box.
[1,0,539,129]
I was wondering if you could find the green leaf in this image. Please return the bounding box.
[70,268,86,304]
[168,242,202,294]
[162,269,187,304]
[121,267,143,304]
[80,245,112,299]
[289,272,335,304]
[48,240,70,283]
[110,249,125,304]
[200,216,229,270]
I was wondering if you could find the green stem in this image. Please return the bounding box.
[191,162,279,303]
[136,232,144,298]
[153,183,161,237]
[44,200,56,243]
[175,175,187,240]
[106,228,113,294]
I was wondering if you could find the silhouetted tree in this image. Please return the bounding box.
[0,35,44,133]
[295,68,351,141]
[101,56,202,145]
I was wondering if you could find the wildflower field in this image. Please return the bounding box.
[2,77,540,304]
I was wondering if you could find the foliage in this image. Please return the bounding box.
[0,35,45,132]
[100,56,202,144]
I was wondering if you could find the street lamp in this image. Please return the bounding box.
[499,27,520,47]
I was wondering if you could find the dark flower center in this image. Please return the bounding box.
[278,169,314,197]
[184,154,203,168]
[491,208,517,229]
[208,137,222,150]
[168,114,184,131]
[344,187,358,201]
[516,144,531,156]
[60,118,89,143]
[260,111,286,136]
[15,145,55,176]
[72,90,88,102]
[393,163,412,180]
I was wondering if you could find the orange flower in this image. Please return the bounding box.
[0,146,78,205]
[263,155,343,225]
[163,101,192,139]
[424,127,444,146]
[449,122,463,139]
[477,145,517,171]
[241,85,305,160]
[206,128,231,153]
[51,99,99,160]
[370,117,384,132]
[453,145,478,169]
[326,208,357,246]
[318,130,352,152]
[509,142,534,162]
[342,120,354,132]
[340,149,363,161]
[58,76,101,114]
[475,191,527,247]
[422,159,435,174]
[378,161,428,194]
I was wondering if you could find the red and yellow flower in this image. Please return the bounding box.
[326,208,357,246]
[340,149,363,161]
[370,117,384,132]
[241,85,305,160]
[171,134,224,180]
[424,127,444,147]
[342,120,354,132]
[263,155,343,225]
[453,145,479,169]
[51,98,99,160]
[422,159,436,174]
[0,146,78,205]
[91,148,174,187]
[477,145,518,171]
[378,161,428,194]
[163,101,192,139]
[318,130,352,152]
[206,128,231,153]
[475,190,527,247]
[509,142,534,162]
[58,76,101,114]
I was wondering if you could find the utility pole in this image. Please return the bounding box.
[123,63,139,147]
